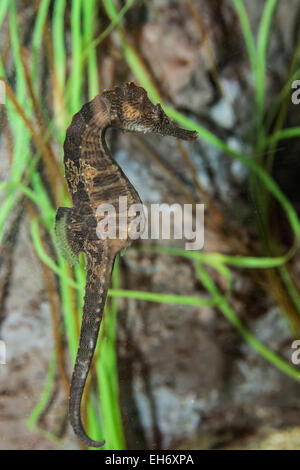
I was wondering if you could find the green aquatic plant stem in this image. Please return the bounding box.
[32,0,51,82]
[52,0,67,92]
[82,0,99,99]
[256,0,278,137]
[70,0,83,114]
[95,258,126,450]
[136,243,296,270]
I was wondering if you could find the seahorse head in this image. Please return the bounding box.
[101,82,197,141]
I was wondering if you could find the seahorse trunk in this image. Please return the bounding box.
[69,241,114,448]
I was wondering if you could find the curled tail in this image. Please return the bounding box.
[69,240,114,448]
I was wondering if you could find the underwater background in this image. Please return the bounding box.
[1,0,300,450]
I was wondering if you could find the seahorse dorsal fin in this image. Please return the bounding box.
[54,207,79,266]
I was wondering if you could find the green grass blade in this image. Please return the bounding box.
[31,0,51,81]
[70,0,83,114]
[52,0,67,91]
[136,245,296,270]
[232,0,257,77]
[107,288,216,307]
[82,0,99,99]
[96,258,126,450]
[267,127,300,143]
[0,0,10,28]
[256,0,278,127]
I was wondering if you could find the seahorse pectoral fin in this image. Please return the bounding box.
[54,207,84,265]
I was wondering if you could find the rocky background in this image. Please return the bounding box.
[1,0,300,449]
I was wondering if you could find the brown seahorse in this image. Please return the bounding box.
[55,82,197,447]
